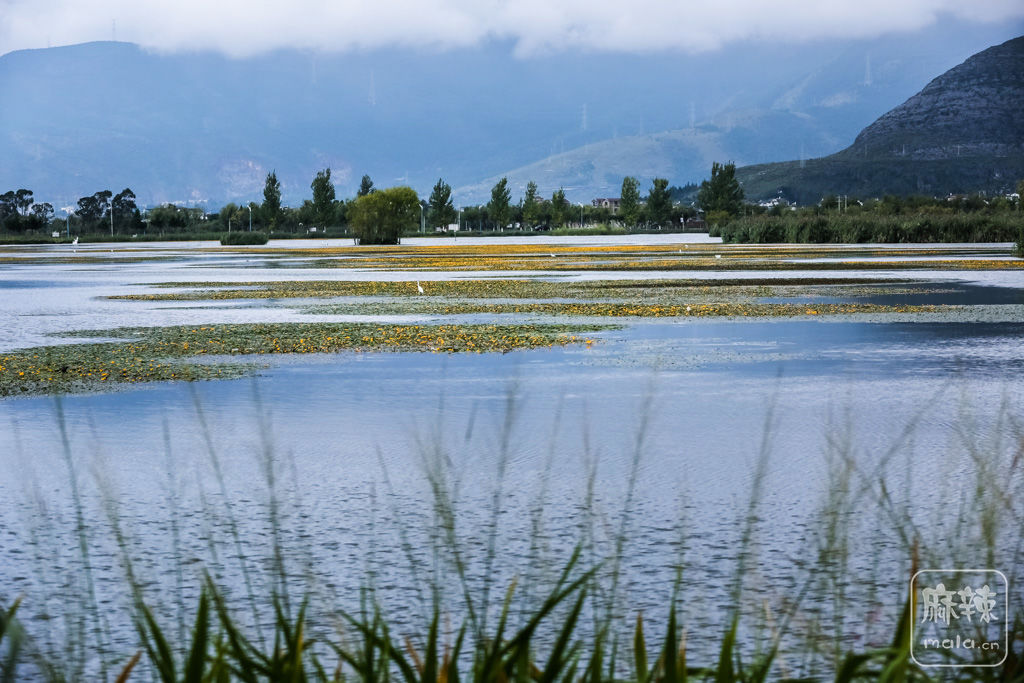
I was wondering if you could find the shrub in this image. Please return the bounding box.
[220,231,269,245]
[717,212,1021,244]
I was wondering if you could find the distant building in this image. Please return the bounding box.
[591,197,621,214]
[757,197,792,209]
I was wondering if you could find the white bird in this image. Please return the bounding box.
[72,236,79,245]
[417,281,424,294]
[550,253,556,257]
[715,254,722,259]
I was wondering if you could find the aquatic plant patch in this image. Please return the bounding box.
[0,322,608,397]
[305,300,944,318]
[109,277,914,302]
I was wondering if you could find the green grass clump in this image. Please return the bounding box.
[220,232,270,245]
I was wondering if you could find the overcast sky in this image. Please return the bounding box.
[2,0,1023,58]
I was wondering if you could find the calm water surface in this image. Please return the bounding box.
[1,238,1023,671]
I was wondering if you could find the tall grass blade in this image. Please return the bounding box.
[538,588,587,683]
[634,613,648,683]
[715,617,737,683]
[114,651,141,683]
[184,589,210,683]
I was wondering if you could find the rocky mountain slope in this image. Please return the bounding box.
[736,36,1024,202]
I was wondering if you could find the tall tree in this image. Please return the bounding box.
[522,181,541,228]
[550,188,568,227]
[14,189,33,215]
[620,176,641,228]
[31,202,54,224]
[0,191,16,223]
[311,168,336,228]
[263,171,282,229]
[646,178,672,228]
[696,162,744,216]
[112,188,137,232]
[348,186,419,245]
[487,177,512,230]
[358,174,375,197]
[427,178,456,230]
[77,190,112,226]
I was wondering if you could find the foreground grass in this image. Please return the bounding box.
[0,322,606,396]
[2,394,1021,682]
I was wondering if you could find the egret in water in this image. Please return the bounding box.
[715,254,722,259]
[417,281,424,294]
[72,236,79,246]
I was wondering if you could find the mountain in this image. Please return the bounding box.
[454,110,839,205]
[735,36,1024,202]
[455,21,1024,203]
[2,20,1021,209]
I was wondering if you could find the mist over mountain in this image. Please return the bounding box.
[456,21,1024,204]
[1,18,1020,209]
[736,35,1024,202]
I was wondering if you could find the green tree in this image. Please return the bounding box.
[646,178,672,228]
[550,188,568,227]
[311,168,336,228]
[14,189,33,215]
[696,162,744,216]
[77,190,112,226]
[358,175,375,197]
[620,176,641,228]
[522,181,541,228]
[427,178,456,230]
[487,177,512,230]
[0,191,17,225]
[348,186,419,245]
[31,202,54,224]
[262,171,282,230]
[111,188,138,232]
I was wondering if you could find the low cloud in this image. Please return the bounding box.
[2,0,1023,57]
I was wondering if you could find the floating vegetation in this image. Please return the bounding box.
[307,300,943,318]
[110,277,946,319]
[0,322,607,397]
[196,242,1019,272]
[110,277,914,302]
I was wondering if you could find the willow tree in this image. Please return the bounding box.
[348,186,419,245]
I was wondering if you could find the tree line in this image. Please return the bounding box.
[1,162,749,243]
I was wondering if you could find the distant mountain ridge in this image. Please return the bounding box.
[736,36,1024,202]
[1,21,1022,208]
[455,23,1024,203]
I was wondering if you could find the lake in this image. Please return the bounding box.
[1,236,1022,675]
